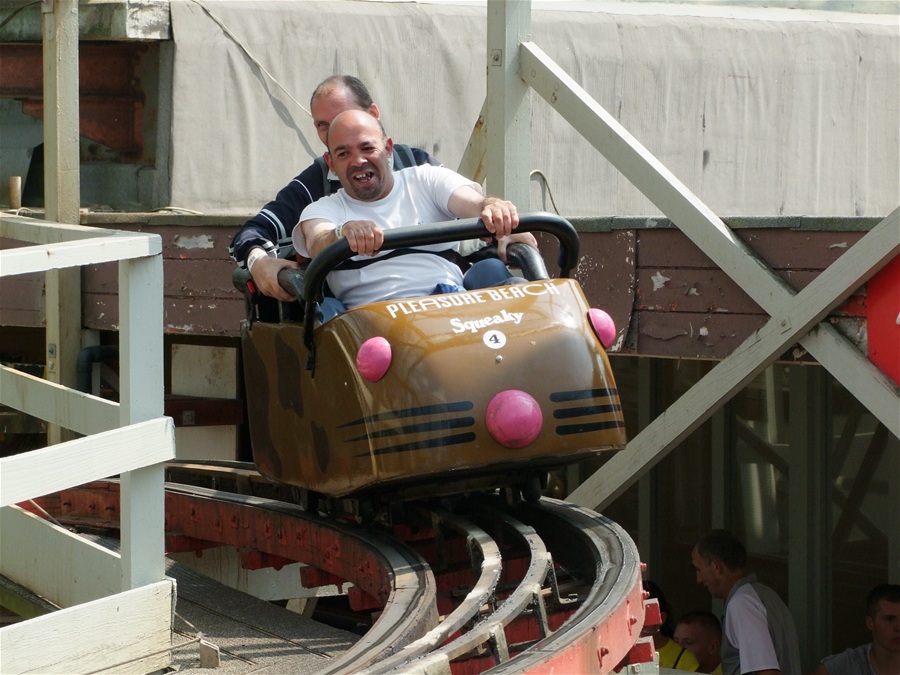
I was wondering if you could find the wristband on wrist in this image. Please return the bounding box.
[246,248,267,273]
[334,222,345,239]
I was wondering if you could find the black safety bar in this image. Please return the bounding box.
[298,212,580,370]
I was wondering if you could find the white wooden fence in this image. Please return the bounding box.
[0,214,175,674]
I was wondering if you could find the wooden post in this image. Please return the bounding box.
[9,176,22,209]
[485,0,531,205]
[119,254,167,590]
[42,0,82,445]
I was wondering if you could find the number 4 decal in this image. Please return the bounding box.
[483,330,507,349]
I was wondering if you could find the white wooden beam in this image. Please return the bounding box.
[485,0,531,203]
[120,465,167,591]
[119,253,168,589]
[0,213,120,243]
[458,97,488,183]
[42,0,80,227]
[0,506,121,607]
[0,579,173,675]
[0,234,163,277]
[520,41,900,436]
[42,0,82,445]
[569,215,900,509]
[805,320,900,438]
[0,417,175,508]
[521,40,795,301]
[0,365,120,436]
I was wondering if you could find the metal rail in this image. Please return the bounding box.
[26,463,653,674]
[356,508,504,674]
[164,485,440,675]
[28,480,438,674]
[491,498,648,673]
[417,504,554,668]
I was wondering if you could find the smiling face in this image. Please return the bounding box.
[325,110,395,202]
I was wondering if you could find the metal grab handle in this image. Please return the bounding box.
[301,211,579,306]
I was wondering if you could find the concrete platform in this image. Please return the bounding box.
[162,558,360,674]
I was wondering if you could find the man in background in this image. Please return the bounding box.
[691,529,800,675]
[229,75,439,305]
[808,584,900,675]
[675,610,723,674]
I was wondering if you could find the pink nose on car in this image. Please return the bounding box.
[486,390,543,449]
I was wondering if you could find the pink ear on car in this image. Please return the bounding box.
[357,336,392,382]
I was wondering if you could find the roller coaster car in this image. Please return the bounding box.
[236,213,625,502]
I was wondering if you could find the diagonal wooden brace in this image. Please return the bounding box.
[568,211,899,509]
[518,41,899,508]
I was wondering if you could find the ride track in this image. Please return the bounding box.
[24,461,657,675]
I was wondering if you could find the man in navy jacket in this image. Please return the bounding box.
[229,75,438,306]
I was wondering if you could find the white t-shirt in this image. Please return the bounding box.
[822,644,875,675]
[295,165,480,308]
[725,584,780,674]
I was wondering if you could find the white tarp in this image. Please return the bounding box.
[168,0,899,217]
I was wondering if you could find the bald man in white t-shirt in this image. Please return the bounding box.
[295,110,536,313]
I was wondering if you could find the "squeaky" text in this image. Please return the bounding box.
[450,309,524,334]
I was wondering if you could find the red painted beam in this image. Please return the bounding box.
[867,255,900,386]
[0,43,145,159]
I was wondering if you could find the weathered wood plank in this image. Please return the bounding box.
[0,577,173,675]
[0,364,120,436]
[635,312,768,360]
[0,234,162,276]
[0,416,174,507]
[637,229,866,269]
[572,229,636,351]
[635,269,866,317]
[0,506,120,607]
[636,268,756,314]
[83,293,247,336]
[0,273,43,311]
[737,230,866,270]
[0,219,879,354]
[83,257,239,297]
[0,307,42,327]
[96,224,240,260]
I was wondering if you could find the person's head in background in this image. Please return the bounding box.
[643,580,675,639]
[865,584,900,658]
[675,610,722,673]
[692,528,748,600]
[309,75,380,146]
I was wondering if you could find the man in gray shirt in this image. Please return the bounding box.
[808,584,900,675]
[692,529,801,675]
